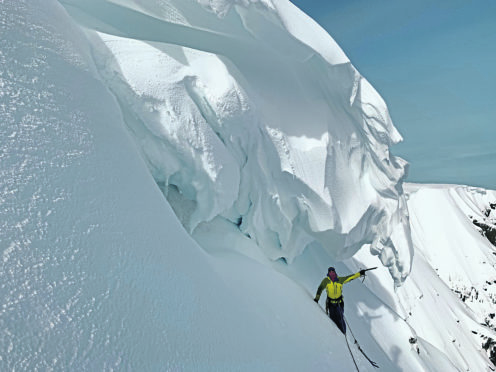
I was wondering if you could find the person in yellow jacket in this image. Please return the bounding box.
[314,267,365,334]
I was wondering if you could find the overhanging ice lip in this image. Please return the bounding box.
[62,0,413,284]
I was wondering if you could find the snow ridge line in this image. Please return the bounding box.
[60,0,271,58]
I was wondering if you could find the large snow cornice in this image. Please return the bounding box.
[0,2,371,369]
[60,0,413,284]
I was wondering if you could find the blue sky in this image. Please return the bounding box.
[290,0,496,189]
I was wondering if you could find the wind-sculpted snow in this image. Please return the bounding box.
[60,0,413,283]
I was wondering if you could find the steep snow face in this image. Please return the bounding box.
[404,185,496,333]
[61,0,412,283]
[401,184,496,369]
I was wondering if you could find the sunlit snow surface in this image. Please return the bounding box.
[2,0,496,371]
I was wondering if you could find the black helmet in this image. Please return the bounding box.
[328,266,336,272]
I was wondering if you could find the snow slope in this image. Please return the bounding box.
[402,184,496,362]
[2,0,496,371]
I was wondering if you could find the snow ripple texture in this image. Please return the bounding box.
[61,0,412,283]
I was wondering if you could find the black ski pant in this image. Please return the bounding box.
[326,298,346,334]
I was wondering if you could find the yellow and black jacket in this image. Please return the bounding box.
[314,272,360,303]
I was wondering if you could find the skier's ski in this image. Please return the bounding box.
[344,316,379,368]
[345,330,360,372]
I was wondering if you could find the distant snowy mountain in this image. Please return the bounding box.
[1,0,495,371]
[402,184,496,368]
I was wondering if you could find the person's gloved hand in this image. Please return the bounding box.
[359,269,366,276]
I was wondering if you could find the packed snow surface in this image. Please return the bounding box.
[2,0,496,371]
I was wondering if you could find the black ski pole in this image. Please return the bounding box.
[343,316,379,368]
[361,267,378,275]
[360,267,377,282]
